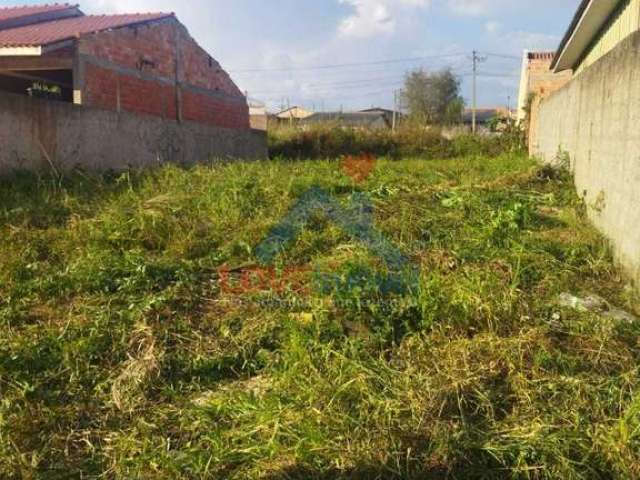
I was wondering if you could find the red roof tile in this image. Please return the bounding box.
[0,3,76,22]
[0,12,173,47]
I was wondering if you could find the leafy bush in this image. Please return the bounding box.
[488,201,533,247]
[268,122,525,159]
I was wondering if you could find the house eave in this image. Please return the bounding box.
[552,0,620,72]
[0,46,42,56]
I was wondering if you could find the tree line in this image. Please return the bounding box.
[400,68,465,125]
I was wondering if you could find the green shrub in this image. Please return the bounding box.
[268,122,525,160]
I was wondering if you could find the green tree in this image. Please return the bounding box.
[400,68,464,125]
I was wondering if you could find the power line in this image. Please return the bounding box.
[242,69,513,92]
[232,51,519,77]
[263,88,398,102]
[247,67,478,95]
[250,75,407,93]
[245,69,517,98]
[250,73,501,97]
[473,71,519,78]
[480,52,522,60]
[234,59,470,80]
[229,52,466,73]
[250,81,405,97]
[234,65,426,81]
[237,47,523,110]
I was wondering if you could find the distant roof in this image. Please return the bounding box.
[302,111,390,128]
[360,108,400,114]
[0,4,173,48]
[462,108,503,124]
[275,106,313,119]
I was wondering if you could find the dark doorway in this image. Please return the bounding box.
[0,68,73,102]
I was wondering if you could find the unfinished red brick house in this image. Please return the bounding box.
[0,3,249,130]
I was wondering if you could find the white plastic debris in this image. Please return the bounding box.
[557,293,638,323]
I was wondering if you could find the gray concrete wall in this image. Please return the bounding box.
[0,91,267,175]
[534,30,640,285]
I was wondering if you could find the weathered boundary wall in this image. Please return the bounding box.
[0,91,267,175]
[534,30,640,285]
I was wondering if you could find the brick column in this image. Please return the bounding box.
[174,24,183,123]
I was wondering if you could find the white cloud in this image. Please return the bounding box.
[507,31,560,50]
[484,20,501,34]
[446,0,494,16]
[338,0,430,38]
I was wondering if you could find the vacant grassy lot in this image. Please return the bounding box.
[1,154,639,479]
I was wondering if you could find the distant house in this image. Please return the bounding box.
[275,106,314,123]
[300,111,391,129]
[463,108,498,126]
[248,98,267,131]
[359,108,403,126]
[462,108,513,132]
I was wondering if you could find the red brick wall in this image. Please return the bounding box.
[182,90,247,129]
[83,63,118,111]
[78,18,248,129]
[80,20,176,78]
[119,73,177,118]
[179,32,244,98]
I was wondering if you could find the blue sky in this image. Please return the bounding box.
[3,0,579,112]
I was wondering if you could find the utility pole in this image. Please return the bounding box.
[472,50,486,134]
[392,90,398,131]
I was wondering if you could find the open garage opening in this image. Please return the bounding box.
[0,55,74,102]
[0,68,72,102]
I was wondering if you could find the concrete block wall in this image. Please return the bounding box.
[534,30,640,285]
[76,18,249,129]
[0,91,266,175]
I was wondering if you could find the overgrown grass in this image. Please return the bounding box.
[268,123,524,159]
[1,153,639,479]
